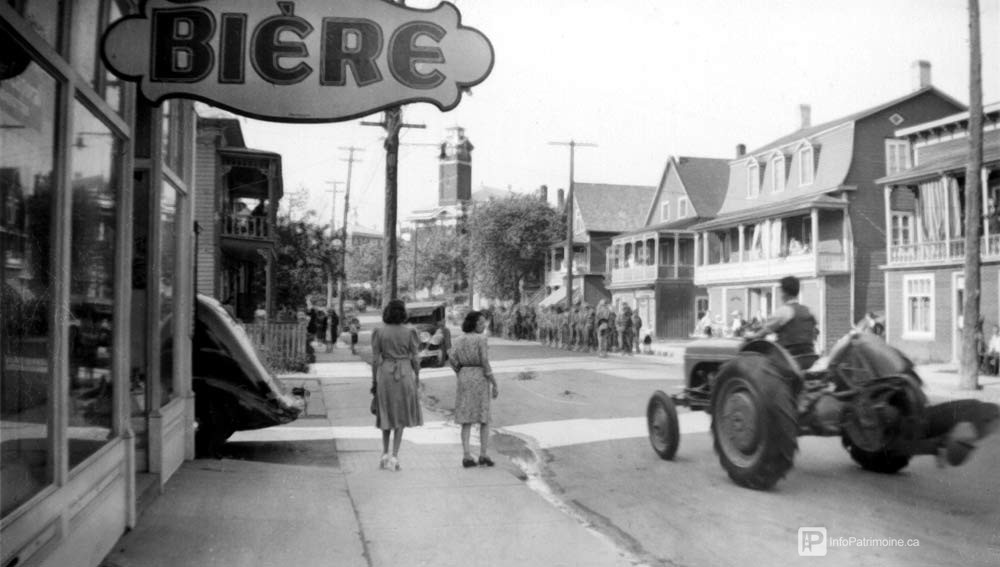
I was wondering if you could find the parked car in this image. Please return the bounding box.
[164,295,306,457]
[406,301,451,367]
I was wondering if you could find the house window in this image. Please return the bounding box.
[799,145,814,186]
[903,274,934,338]
[885,140,912,175]
[661,202,670,221]
[678,197,689,218]
[771,155,785,193]
[891,213,914,246]
[747,161,760,198]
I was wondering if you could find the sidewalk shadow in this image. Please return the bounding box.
[219,439,340,468]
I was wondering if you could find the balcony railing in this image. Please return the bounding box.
[695,250,848,285]
[889,235,1000,264]
[610,264,694,283]
[222,214,271,239]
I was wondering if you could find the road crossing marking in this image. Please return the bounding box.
[229,412,711,449]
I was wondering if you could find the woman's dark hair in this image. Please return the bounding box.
[462,310,484,333]
[382,299,408,324]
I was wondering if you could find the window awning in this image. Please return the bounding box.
[538,287,583,307]
[691,193,849,231]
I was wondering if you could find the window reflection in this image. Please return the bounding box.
[69,0,100,87]
[68,99,119,468]
[103,1,124,113]
[0,55,57,517]
[160,181,177,405]
[6,0,63,47]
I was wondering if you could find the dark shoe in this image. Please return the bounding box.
[462,457,477,468]
[941,422,978,467]
[478,456,495,467]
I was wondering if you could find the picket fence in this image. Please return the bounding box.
[243,322,310,371]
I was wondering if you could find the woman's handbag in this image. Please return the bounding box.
[370,396,378,415]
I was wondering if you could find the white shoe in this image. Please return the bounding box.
[388,456,400,471]
[379,453,390,470]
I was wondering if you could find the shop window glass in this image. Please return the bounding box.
[69,0,101,88]
[0,53,57,517]
[103,1,124,113]
[6,0,62,47]
[68,99,119,468]
[161,101,184,175]
[159,180,177,405]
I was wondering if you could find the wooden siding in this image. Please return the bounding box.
[887,265,1000,364]
[194,140,218,296]
[847,91,964,324]
[657,283,698,338]
[823,274,852,352]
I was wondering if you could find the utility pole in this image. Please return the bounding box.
[325,180,344,309]
[362,108,425,307]
[339,146,363,324]
[961,0,983,390]
[549,140,597,309]
[362,0,425,307]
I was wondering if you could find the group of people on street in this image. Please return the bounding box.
[370,300,497,471]
[484,300,650,358]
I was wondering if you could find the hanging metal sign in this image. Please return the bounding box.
[102,0,494,122]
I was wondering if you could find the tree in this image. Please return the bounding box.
[347,238,383,292]
[399,224,470,296]
[273,210,340,309]
[468,195,563,302]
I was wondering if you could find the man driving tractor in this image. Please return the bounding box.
[747,275,819,370]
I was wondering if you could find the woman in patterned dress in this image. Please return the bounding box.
[450,311,499,468]
[371,299,423,471]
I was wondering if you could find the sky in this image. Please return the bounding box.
[230,0,1000,232]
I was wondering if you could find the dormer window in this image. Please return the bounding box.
[661,201,670,221]
[771,154,785,193]
[798,144,814,186]
[678,197,690,218]
[747,160,760,198]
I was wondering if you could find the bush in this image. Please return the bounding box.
[258,345,310,373]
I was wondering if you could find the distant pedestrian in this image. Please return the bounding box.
[450,311,499,468]
[307,303,328,351]
[371,299,423,471]
[596,299,611,358]
[348,316,361,355]
[631,311,643,354]
[328,307,341,347]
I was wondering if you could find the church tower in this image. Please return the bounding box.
[438,126,473,206]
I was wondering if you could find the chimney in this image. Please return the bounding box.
[538,185,548,202]
[912,60,931,91]
[799,104,811,129]
[557,188,565,209]
[736,144,746,158]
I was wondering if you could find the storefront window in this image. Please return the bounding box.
[68,99,119,468]
[69,0,100,87]
[161,101,184,175]
[0,53,57,517]
[6,0,62,47]
[103,1,124,113]
[159,180,177,405]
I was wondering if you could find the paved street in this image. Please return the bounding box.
[227,327,1000,567]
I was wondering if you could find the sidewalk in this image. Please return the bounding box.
[102,337,634,567]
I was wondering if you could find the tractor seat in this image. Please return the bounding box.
[794,353,820,373]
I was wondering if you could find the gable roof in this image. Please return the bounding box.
[645,156,730,224]
[747,86,966,156]
[572,183,657,233]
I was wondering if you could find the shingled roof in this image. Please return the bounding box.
[572,183,657,233]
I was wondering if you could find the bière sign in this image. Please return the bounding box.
[102,0,494,122]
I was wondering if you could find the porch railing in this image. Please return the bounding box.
[889,236,1000,264]
[222,214,271,239]
[610,264,694,283]
[243,322,310,372]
